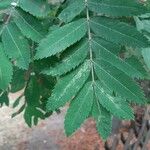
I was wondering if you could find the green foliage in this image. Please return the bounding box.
[0,44,13,90]
[46,61,91,111]
[10,67,25,93]
[35,18,87,59]
[95,81,134,120]
[14,9,46,42]
[90,17,149,48]
[2,23,30,69]
[0,91,9,106]
[0,0,11,9]
[92,100,112,140]
[58,0,85,23]
[42,39,88,76]
[88,0,147,16]
[0,0,150,140]
[135,16,150,71]
[19,0,52,18]
[65,82,93,136]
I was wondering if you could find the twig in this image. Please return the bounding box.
[133,108,149,150]
[124,129,134,150]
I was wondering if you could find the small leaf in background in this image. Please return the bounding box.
[0,91,9,107]
[25,76,40,106]
[12,103,25,118]
[142,48,150,70]
[24,76,45,127]
[24,106,44,127]
[0,44,13,90]
[11,67,26,93]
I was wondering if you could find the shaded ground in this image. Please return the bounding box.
[0,105,65,150]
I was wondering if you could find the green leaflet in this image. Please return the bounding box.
[95,81,134,120]
[92,37,121,55]
[24,106,45,127]
[12,95,23,108]
[92,37,147,79]
[88,0,147,17]
[92,99,112,140]
[0,91,9,106]
[135,17,150,33]
[41,40,88,76]
[25,76,40,106]
[65,82,93,136]
[24,76,45,127]
[11,67,25,93]
[14,9,46,42]
[58,0,85,23]
[0,44,13,90]
[35,18,87,59]
[2,23,30,70]
[19,0,51,17]
[142,48,150,70]
[0,0,11,9]
[12,103,25,118]
[90,17,149,48]
[125,56,148,79]
[135,17,150,71]
[46,61,90,111]
[94,59,146,104]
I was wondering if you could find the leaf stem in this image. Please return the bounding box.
[85,0,95,84]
